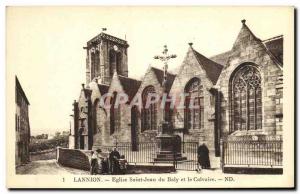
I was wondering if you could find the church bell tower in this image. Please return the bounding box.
[84,31,129,85]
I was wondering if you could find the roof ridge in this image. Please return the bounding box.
[262,35,283,43]
[150,66,176,76]
[193,48,223,68]
[191,48,224,85]
[117,74,141,82]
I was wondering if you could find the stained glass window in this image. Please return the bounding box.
[141,86,157,131]
[230,65,262,132]
[184,78,204,131]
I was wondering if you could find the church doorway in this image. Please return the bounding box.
[131,106,138,151]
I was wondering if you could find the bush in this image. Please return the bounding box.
[29,135,68,152]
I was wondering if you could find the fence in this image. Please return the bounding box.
[175,142,198,171]
[222,140,283,168]
[100,141,199,171]
[101,142,157,163]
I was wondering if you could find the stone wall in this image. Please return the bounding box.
[57,147,91,171]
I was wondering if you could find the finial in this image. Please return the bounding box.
[188,42,193,47]
[163,45,168,54]
[81,83,85,89]
[241,19,246,25]
[102,28,107,32]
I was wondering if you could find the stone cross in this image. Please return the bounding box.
[154,45,177,92]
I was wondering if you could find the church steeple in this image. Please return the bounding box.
[84,31,129,85]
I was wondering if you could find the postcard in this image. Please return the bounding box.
[6,6,295,189]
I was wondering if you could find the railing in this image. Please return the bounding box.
[100,141,199,171]
[177,142,199,171]
[222,140,283,168]
[100,142,157,164]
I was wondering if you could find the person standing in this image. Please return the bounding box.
[109,147,121,174]
[197,143,211,169]
[95,149,103,174]
[90,151,98,175]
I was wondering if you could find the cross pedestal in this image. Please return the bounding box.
[154,121,187,162]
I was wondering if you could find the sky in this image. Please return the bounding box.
[6,6,292,135]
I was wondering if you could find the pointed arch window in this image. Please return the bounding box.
[93,99,101,135]
[184,77,204,131]
[109,50,122,76]
[91,51,96,79]
[110,92,120,135]
[230,64,262,133]
[141,86,157,132]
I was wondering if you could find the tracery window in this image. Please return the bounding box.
[141,86,157,132]
[184,78,204,131]
[230,65,262,133]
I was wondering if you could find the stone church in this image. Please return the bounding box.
[69,20,283,157]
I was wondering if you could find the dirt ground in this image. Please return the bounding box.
[16,159,89,175]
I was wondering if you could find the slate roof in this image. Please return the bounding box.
[151,67,177,93]
[82,89,92,99]
[192,49,224,85]
[263,35,283,65]
[98,84,109,95]
[209,50,232,66]
[118,75,142,102]
[16,76,30,105]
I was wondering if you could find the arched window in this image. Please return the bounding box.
[109,50,122,76]
[184,78,204,131]
[116,52,122,74]
[230,64,262,133]
[95,50,100,77]
[93,99,100,135]
[91,51,96,79]
[141,86,157,132]
[109,50,116,76]
[110,92,120,135]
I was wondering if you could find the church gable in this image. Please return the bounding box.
[137,66,163,96]
[171,45,217,95]
[226,20,282,70]
[216,20,283,137]
[232,19,262,51]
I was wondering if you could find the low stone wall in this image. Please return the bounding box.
[57,147,91,171]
